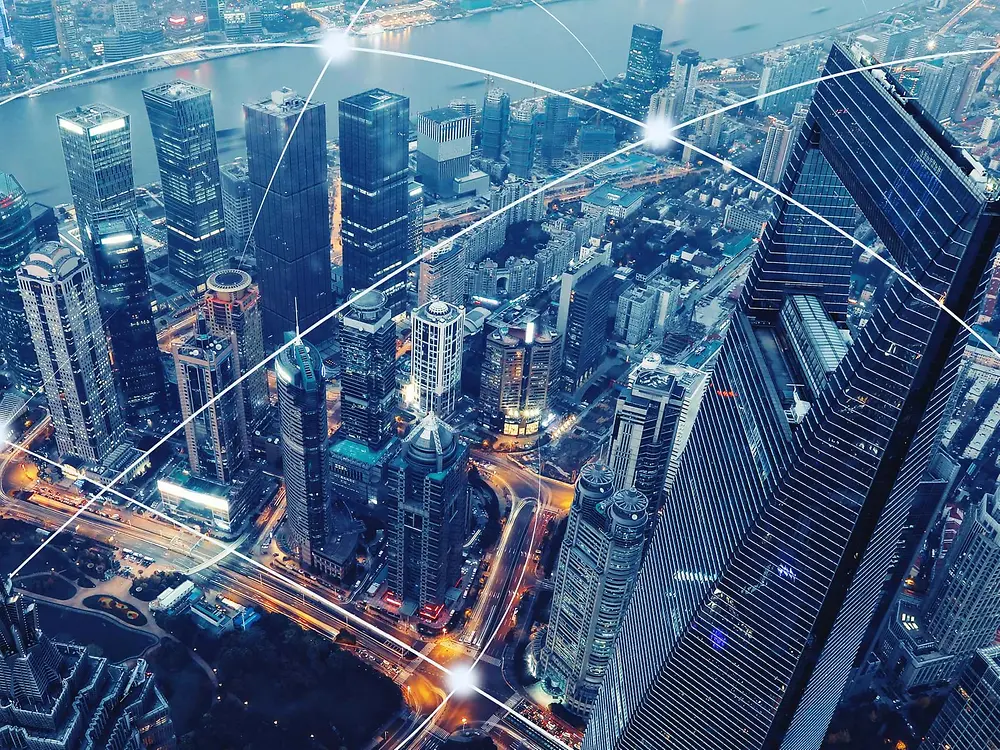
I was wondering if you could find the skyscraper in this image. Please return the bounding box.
[757,45,825,116]
[539,464,649,717]
[204,269,268,429]
[585,42,1000,750]
[408,180,424,262]
[557,254,615,392]
[57,104,135,259]
[507,102,537,180]
[220,159,256,256]
[172,317,249,485]
[52,0,80,61]
[339,290,397,450]
[340,89,411,314]
[670,48,702,121]
[18,242,124,463]
[925,645,1000,749]
[416,107,474,199]
[605,354,707,508]
[277,333,328,564]
[0,0,12,49]
[86,210,165,417]
[757,117,795,186]
[410,301,465,419]
[621,23,664,120]
[0,173,40,388]
[15,1,58,56]
[417,241,466,308]
[0,578,177,750]
[244,88,332,343]
[541,96,571,165]
[481,87,510,161]
[386,414,469,614]
[479,320,561,437]
[143,81,227,286]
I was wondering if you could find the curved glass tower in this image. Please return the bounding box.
[0,173,40,388]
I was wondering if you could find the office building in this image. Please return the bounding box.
[541,96,571,165]
[277,333,328,564]
[482,87,510,161]
[143,81,228,286]
[173,316,249,485]
[220,159,256,256]
[605,354,707,508]
[557,250,615,392]
[201,0,223,32]
[0,578,177,750]
[0,173,40,388]
[479,320,560,437]
[386,414,469,615]
[204,269,268,428]
[876,486,1000,695]
[102,29,141,63]
[621,23,664,120]
[57,104,136,260]
[112,0,140,31]
[670,48,701,121]
[508,102,538,179]
[584,42,1000,750]
[614,285,657,345]
[579,122,617,160]
[924,645,1000,749]
[416,107,474,199]
[244,88,332,342]
[86,210,165,417]
[340,89,411,314]
[0,0,12,49]
[15,0,57,56]
[757,45,825,116]
[18,243,124,463]
[409,301,465,419]
[417,241,465,307]
[757,118,795,185]
[540,464,649,717]
[52,0,80,61]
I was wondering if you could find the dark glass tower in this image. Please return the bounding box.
[620,23,664,120]
[15,0,58,55]
[244,88,332,344]
[86,209,165,418]
[585,42,1000,750]
[541,95,571,165]
[508,102,537,180]
[481,87,510,161]
[277,333,329,565]
[142,80,228,286]
[339,89,411,314]
[0,173,40,388]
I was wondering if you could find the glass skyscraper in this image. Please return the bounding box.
[244,88,333,344]
[0,173,40,388]
[339,89,411,315]
[481,87,510,162]
[620,23,664,121]
[585,42,1000,750]
[86,209,165,418]
[142,81,228,286]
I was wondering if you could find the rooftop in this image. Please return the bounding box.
[419,107,469,124]
[340,88,408,111]
[56,103,129,131]
[584,183,646,209]
[142,79,211,101]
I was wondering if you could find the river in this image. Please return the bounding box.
[0,0,908,205]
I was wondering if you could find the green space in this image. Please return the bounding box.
[147,639,213,736]
[33,601,155,662]
[131,571,188,602]
[16,572,77,600]
[82,594,148,627]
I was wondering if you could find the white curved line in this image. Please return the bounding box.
[526,0,608,80]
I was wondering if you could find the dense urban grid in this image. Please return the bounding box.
[2,0,1000,749]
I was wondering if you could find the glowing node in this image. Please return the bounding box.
[927,38,937,52]
[644,113,675,151]
[447,664,479,697]
[320,29,354,64]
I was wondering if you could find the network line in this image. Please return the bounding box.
[525,0,609,80]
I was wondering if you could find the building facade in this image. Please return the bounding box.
[621,24,665,121]
[220,158,256,256]
[416,107,474,199]
[481,87,510,161]
[925,645,1000,749]
[507,102,538,180]
[0,173,40,388]
[410,301,465,419]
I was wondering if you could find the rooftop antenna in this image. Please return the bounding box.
[294,297,301,344]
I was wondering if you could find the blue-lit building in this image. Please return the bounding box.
[340,89,411,315]
[0,173,40,388]
[585,42,1000,750]
[507,102,537,180]
[481,88,510,162]
[143,81,228,286]
[619,24,665,121]
[244,88,333,344]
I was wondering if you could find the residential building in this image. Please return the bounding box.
[757,118,795,186]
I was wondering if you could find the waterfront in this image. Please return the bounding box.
[0,0,906,206]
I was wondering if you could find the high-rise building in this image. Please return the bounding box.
[0,173,40,388]
[479,320,560,437]
[408,180,424,262]
[339,290,397,450]
[52,0,80,61]
[204,269,268,428]
[340,89,411,314]
[925,645,1000,749]
[143,81,228,286]
[0,578,177,750]
[244,88,332,343]
[507,102,537,179]
[57,104,135,260]
[540,465,649,717]
[621,23,664,120]
[605,354,707,508]
[86,210,165,417]
[757,117,795,185]
[220,159,256,256]
[585,42,1000,750]
[876,486,1000,695]
[15,0,58,56]
[481,87,510,161]
[757,45,825,116]
[556,250,615,392]
[18,242,124,463]
[172,316,249,485]
[277,333,328,564]
[201,0,222,32]
[409,301,465,419]
[670,47,702,122]
[386,413,469,614]
[417,241,466,308]
[416,107,474,199]
[541,96,571,165]
[613,285,657,345]
[0,0,12,49]
[912,58,974,122]
[112,0,140,31]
